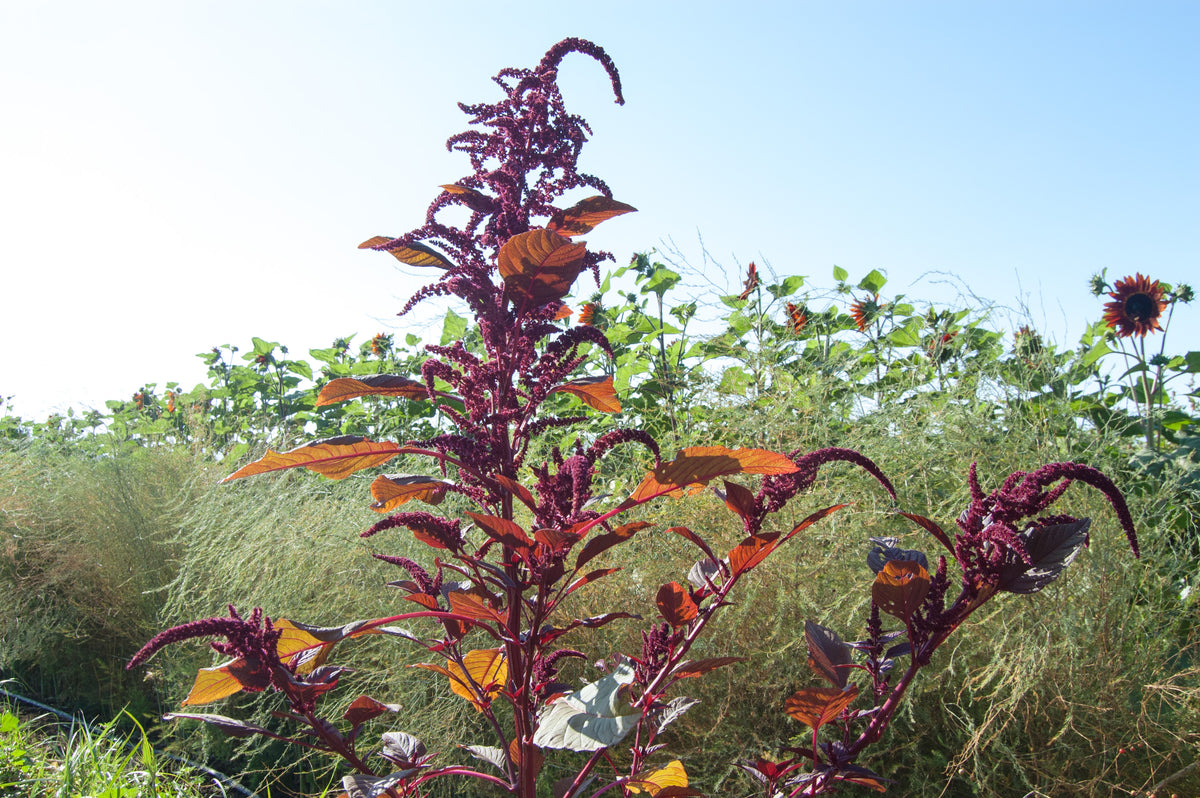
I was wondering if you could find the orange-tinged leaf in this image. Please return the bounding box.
[872,560,931,621]
[358,237,455,269]
[784,685,859,730]
[671,656,745,679]
[223,437,414,482]
[316,376,430,406]
[737,262,759,301]
[665,525,721,566]
[547,196,637,237]
[781,504,850,544]
[440,183,496,212]
[574,521,653,570]
[448,649,508,711]
[404,593,440,610]
[655,582,698,627]
[626,760,689,796]
[494,474,537,509]
[509,738,545,778]
[447,590,505,625]
[535,527,580,554]
[728,531,781,577]
[369,475,450,513]
[564,567,621,596]
[274,619,326,660]
[343,695,401,727]
[627,447,798,504]
[549,375,621,413]
[411,662,453,678]
[182,661,252,706]
[897,511,956,554]
[718,479,757,518]
[466,511,532,549]
[498,229,587,309]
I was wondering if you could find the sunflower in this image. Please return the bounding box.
[850,294,880,332]
[785,302,808,333]
[578,302,598,325]
[1102,273,1167,337]
[737,262,759,301]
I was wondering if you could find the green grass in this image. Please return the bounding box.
[2,365,1198,796]
[0,702,213,798]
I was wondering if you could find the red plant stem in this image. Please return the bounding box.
[301,707,376,775]
[848,592,984,757]
[411,766,511,791]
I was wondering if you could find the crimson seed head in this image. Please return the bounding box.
[126,605,280,671]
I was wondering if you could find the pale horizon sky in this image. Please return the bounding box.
[2,2,1197,421]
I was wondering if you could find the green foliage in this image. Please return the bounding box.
[0,703,212,797]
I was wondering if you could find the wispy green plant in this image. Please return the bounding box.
[0,703,210,798]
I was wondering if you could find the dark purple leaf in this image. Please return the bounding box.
[163,712,273,739]
[867,538,929,574]
[805,620,852,689]
[998,519,1091,594]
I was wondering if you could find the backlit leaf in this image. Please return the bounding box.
[781,504,850,543]
[448,649,508,711]
[564,567,622,597]
[671,657,744,679]
[498,229,587,310]
[316,376,430,406]
[896,511,956,554]
[784,684,859,730]
[547,196,637,236]
[626,760,690,796]
[532,659,638,751]
[274,619,327,660]
[509,737,544,779]
[182,661,255,706]
[836,764,891,793]
[574,521,652,570]
[495,474,537,509]
[535,526,581,554]
[655,582,698,627]
[717,479,757,518]
[549,376,621,413]
[627,447,797,504]
[447,590,506,625]
[440,183,496,212]
[369,475,449,513]
[223,437,415,482]
[466,511,532,549]
[668,526,722,568]
[805,621,851,689]
[728,532,781,577]
[358,237,455,270]
[872,560,931,621]
[344,695,402,727]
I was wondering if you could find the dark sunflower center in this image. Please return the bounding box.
[1125,292,1155,321]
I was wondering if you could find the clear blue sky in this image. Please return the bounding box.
[2,1,1196,420]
